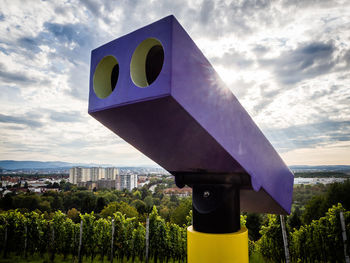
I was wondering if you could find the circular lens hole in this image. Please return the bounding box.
[111,64,119,92]
[130,38,164,87]
[93,56,119,98]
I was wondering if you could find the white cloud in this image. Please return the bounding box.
[0,0,349,166]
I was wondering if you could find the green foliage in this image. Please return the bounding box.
[8,178,350,262]
[143,195,154,212]
[94,218,112,260]
[81,212,96,261]
[246,213,263,241]
[240,214,247,227]
[0,182,191,261]
[302,194,328,224]
[131,223,145,261]
[132,190,142,200]
[287,207,302,230]
[149,206,187,262]
[302,180,350,223]
[100,202,117,218]
[256,214,285,262]
[3,195,350,263]
[95,196,106,213]
[290,203,349,262]
[0,182,192,227]
[100,201,138,218]
[67,208,80,223]
[248,239,255,257]
[253,203,350,263]
[170,197,191,226]
[185,210,192,227]
[131,199,147,214]
[12,193,40,212]
[2,210,26,256]
[292,183,328,208]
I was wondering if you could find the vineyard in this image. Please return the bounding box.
[1,203,350,262]
[0,207,187,263]
[253,203,350,262]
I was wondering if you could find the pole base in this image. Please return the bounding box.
[187,226,248,263]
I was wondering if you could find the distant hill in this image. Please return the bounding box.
[0,160,113,170]
[0,160,163,171]
[290,165,350,173]
[1,160,349,173]
[294,171,350,178]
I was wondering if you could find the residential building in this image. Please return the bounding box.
[69,167,137,190]
[69,167,106,183]
[105,167,118,180]
[120,174,138,191]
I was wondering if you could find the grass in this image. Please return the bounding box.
[0,253,183,263]
[0,253,274,263]
[249,251,271,263]
[0,254,121,263]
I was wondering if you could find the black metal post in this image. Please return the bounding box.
[175,172,246,234]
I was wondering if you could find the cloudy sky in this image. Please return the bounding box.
[0,0,349,167]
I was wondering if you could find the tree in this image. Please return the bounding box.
[246,213,263,241]
[1,193,13,210]
[13,194,40,211]
[100,201,138,218]
[140,186,151,199]
[144,196,154,213]
[51,195,63,211]
[170,194,178,203]
[325,180,350,210]
[80,192,97,213]
[100,202,118,218]
[159,206,171,222]
[67,208,80,223]
[170,197,192,226]
[131,199,147,214]
[288,207,302,230]
[38,200,51,212]
[60,180,72,191]
[301,180,350,224]
[95,196,106,213]
[132,190,142,200]
[118,201,138,218]
[302,195,327,224]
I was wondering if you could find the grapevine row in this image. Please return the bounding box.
[254,203,350,262]
[0,206,187,262]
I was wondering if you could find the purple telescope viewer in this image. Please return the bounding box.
[88,15,294,234]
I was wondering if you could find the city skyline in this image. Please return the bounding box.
[0,1,349,166]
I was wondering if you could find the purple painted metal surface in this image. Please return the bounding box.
[88,15,294,214]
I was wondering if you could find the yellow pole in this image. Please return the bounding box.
[187,226,248,263]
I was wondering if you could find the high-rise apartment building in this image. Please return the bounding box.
[82,168,91,182]
[105,167,118,180]
[120,174,138,191]
[91,167,105,181]
[69,167,137,191]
